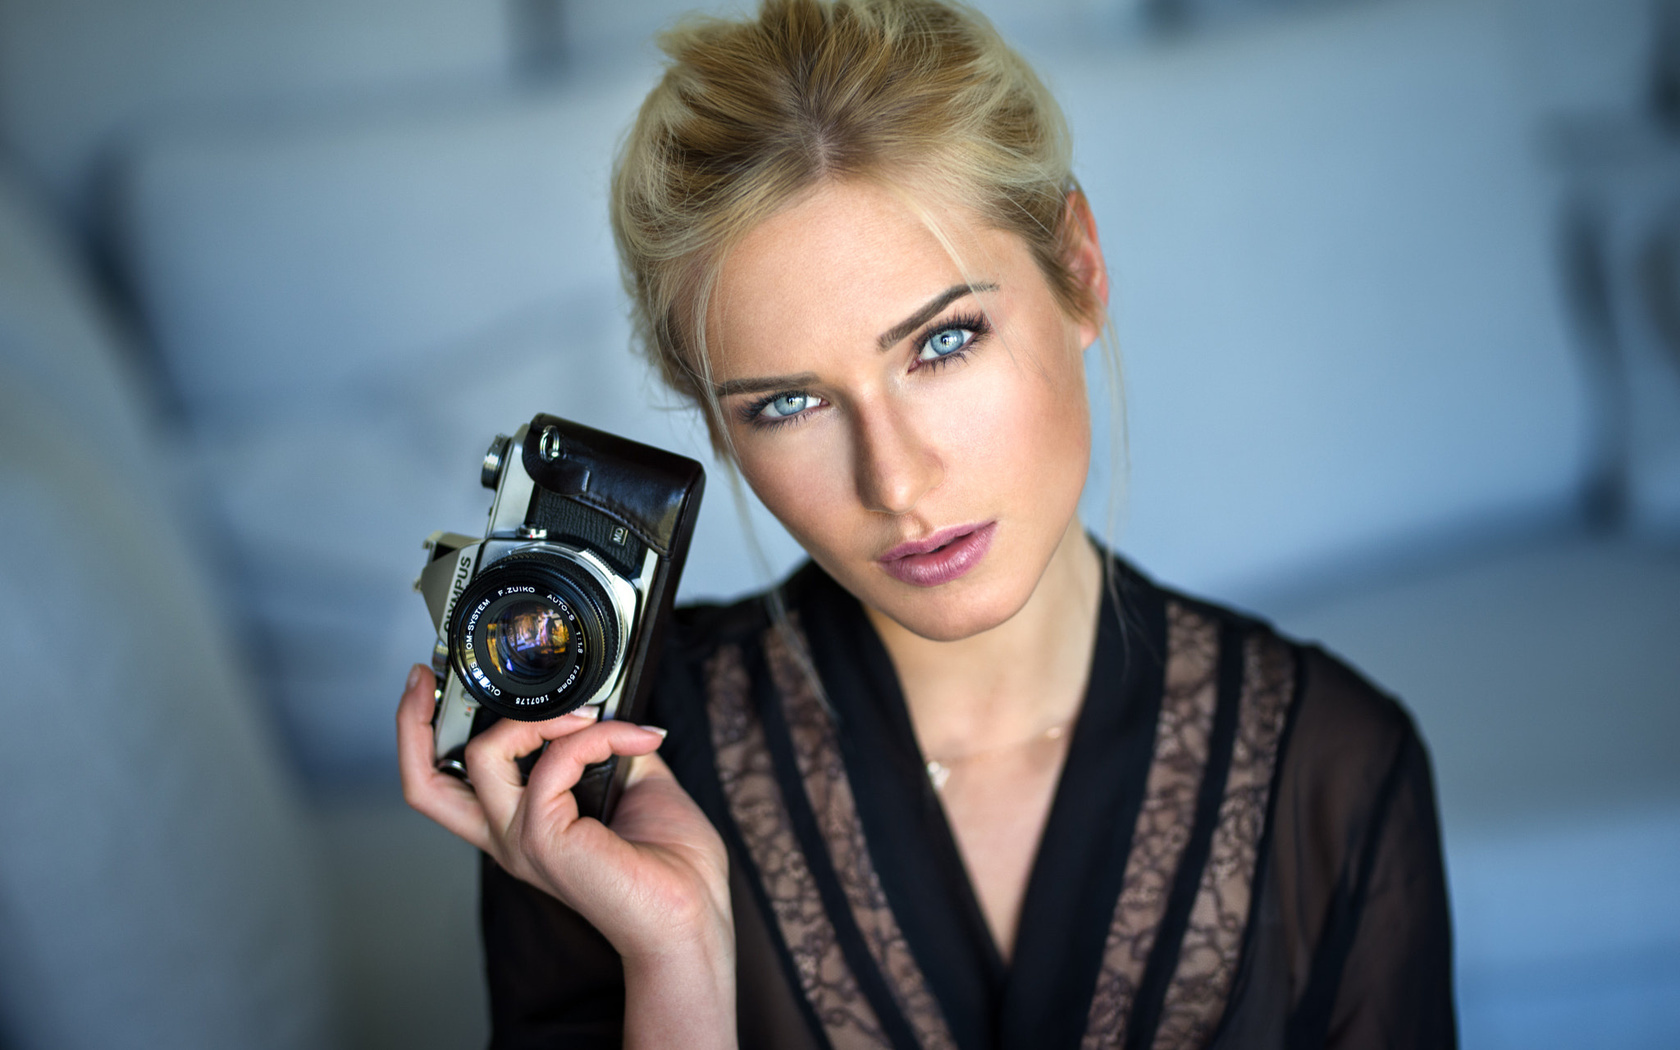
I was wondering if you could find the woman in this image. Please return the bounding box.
[398,1,1455,1047]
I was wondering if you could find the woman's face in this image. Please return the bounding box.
[708,180,1105,642]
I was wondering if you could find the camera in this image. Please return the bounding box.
[415,413,704,822]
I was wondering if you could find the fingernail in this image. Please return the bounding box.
[406,664,423,692]
[639,724,669,740]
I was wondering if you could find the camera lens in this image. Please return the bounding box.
[484,599,573,681]
[449,550,622,720]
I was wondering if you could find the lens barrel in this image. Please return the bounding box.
[449,551,621,720]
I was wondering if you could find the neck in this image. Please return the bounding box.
[865,520,1104,759]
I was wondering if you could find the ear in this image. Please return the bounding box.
[1063,190,1109,347]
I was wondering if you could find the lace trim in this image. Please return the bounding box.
[1148,630,1295,1049]
[709,603,1293,1050]
[763,623,958,1050]
[705,644,890,1049]
[1081,601,1222,1050]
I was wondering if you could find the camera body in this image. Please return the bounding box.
[415,413,704,822]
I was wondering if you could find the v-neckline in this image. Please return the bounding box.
[790,560,1168,1050]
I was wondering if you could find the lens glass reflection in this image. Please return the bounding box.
[484,599,571,681]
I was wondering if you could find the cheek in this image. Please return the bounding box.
[957,332,1091,480]
[732,431,857,548]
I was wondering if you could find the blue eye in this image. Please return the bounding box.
[917,325,976,363]
[759,392,814,420]
[736,388,827,430]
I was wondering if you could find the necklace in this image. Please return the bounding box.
[924,721,1071,791]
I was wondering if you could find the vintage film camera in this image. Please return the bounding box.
[415,413,704,822]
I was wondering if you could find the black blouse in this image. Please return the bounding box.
[480,556,1456,1049]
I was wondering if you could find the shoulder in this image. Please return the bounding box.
[647,580,771,724]
[1134,558,1426,801]
[1133,578,1455,1040]
[1288,642,1422,772]
[1152,562,1415,732]
[664,559,834,667]
[669,587,774,662]
[645,566,817,767]
[1135,565,1437,919]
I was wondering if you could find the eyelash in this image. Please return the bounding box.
[738,310,994,430]
[737,389,816,430]
[910,311,990,372]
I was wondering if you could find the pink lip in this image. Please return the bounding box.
[877,521,997,587]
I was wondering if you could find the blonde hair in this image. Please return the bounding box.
[610,0,1107,453]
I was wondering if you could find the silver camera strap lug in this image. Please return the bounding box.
[538,425,564,461]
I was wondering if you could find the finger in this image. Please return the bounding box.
[521,722,667,825]
[464,709,603,833]
[396,665,493,851]
[623,749,676,790]
[470,702,601,757]
[395,662,435,734]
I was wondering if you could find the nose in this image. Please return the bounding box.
[853,402,942,515]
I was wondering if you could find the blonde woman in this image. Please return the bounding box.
[398,2,1455,1046]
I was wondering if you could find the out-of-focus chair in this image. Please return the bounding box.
[0,162,333,1050]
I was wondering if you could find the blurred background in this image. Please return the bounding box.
[0,0,1676,1046]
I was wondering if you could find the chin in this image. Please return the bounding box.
[863,571,1036,643]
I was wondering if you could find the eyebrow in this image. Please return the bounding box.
[711,282,999,398]
[713,371,822,398]
[875,282,997,350]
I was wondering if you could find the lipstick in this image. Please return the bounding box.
[877,521,996,587]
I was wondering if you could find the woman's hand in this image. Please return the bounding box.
[397,665,736,1047]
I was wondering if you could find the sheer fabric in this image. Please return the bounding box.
[480,557,1454,1049]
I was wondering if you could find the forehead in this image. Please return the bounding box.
[707,180,1025,374]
